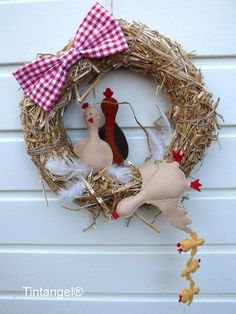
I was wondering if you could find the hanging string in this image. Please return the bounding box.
[119,101,152,156]
[92,87,99,106]
[110,0,114,15]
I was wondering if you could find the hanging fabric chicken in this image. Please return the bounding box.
[73,103,113,171]
[99,88,129,166]
[112,151,204,305]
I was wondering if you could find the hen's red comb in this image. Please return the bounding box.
[103,88,113,98]
[172,151,184,163]
[82,103,89,109]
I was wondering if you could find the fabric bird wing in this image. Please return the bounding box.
[99,125,106,141]
[113,124,129,160]
[150,199,192,233]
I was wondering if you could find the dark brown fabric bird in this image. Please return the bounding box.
[99,88,129,165]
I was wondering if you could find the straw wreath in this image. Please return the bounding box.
[19,20,220,223]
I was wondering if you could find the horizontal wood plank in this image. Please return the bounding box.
[0,249,235,294]
[0,195,235,245]
[0,296,235,314]
[0,0,236,63]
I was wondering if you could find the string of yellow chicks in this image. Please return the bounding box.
[177,231,205,305]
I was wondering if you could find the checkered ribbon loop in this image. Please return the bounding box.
[13,2,128,111]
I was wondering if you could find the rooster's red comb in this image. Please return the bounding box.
[82,103,89,109]
[103,88,113,98]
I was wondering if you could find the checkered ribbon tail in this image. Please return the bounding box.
[13,2,128,111]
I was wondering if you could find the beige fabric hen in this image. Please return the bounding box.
[73,105,113,171]
[116,159,192,233]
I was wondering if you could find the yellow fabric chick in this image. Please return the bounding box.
[179,287,200,305]
[181,259,201,277]
[177,232,205,254]
[177,231,204,305]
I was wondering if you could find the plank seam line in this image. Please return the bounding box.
[0,292,235,302]
[0,244,235,254]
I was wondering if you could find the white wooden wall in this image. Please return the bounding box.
[0,0,236,313]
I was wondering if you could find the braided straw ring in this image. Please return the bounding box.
[20,20,219,194]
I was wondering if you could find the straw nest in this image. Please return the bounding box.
[20,20,219,223]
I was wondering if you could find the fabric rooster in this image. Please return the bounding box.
[99,88,129,166]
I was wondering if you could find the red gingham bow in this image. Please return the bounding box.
[13,2,128,111]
